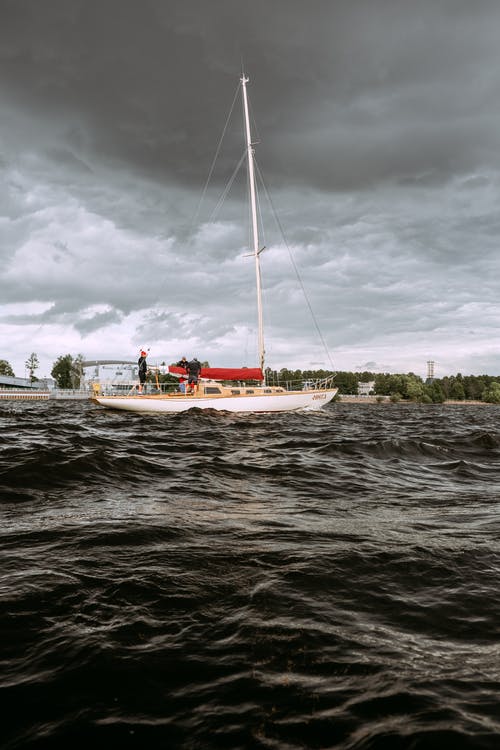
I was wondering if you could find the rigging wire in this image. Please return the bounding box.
[254,158,336,374]
[151,82,242,310]
[208,151,246,224]
[188,82,242,234]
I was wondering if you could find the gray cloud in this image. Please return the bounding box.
[2,0,500,377]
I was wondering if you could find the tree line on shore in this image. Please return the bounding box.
[0,354,83,389]
[3,355,500,403]
[266,368,500,403]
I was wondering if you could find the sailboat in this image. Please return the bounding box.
[92,74,337,414]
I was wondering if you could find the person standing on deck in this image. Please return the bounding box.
[186,357,202,394]
[138,350,148,393]
[176,357,189,394]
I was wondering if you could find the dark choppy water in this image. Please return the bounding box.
[2,400,500,749]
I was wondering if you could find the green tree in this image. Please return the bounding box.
[439,376,451,399]
[332,371,358,394]
[375,373,409,397]
[406,375,425,401]
[449,380,465,400]
[71,353,84,389]
[0,359,15,377]
[463,375,486,400]
[51,354,74,389]
[482,382,500,404]
[374,373,392,395]
[25,352,39,382]
[424,381,446,403]
[158,372,179,384]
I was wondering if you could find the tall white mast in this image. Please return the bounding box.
[241,74,265,373]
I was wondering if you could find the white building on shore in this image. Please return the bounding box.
[81,360,139,389]
[357,381,375,396]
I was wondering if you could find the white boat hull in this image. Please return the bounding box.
[93,388,337,414]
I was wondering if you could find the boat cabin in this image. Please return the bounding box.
[185,382,286,397]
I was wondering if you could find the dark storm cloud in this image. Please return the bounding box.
[3,0,500,191]
[2,0,500,377]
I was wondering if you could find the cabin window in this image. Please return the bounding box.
[205,386,222,394]
[231,389,240,395]
[264,389,272,393]
[245,389,254,394]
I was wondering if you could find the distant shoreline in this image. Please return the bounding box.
[339,396,487,405]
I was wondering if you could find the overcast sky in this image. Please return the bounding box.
[2,0,500,379]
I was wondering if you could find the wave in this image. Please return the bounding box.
[2,401,500,747]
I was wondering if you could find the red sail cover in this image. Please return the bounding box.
[169,366,264,381]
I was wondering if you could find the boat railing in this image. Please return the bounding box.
[278,376,336,392]
[92,375,336,396]
[93,382,181,396]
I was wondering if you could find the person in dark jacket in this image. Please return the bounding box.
[138,350,148,393]
[176,357,189,393]
[186,357,202,393]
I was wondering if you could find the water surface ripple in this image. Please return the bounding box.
[1,401,500,748]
